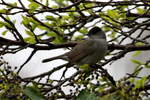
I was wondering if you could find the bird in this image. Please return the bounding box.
[42,27,108,67]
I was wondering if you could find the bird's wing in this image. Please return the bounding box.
[66,40,95,63]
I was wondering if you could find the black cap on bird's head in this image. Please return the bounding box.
[87,27,106,39]
[87,27,102,36]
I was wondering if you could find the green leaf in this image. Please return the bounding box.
[130,59,143,65]
[129,78,135,84]
[140,77,147,88]
[48,79,54,83]
[80,64,89,71]
[37,25,48,30]
[8,2,17,7]
[0,21,4,28]
[45,16,56,21]
[62,15,70,20]
[53,36,64,44]
[47,31,57,37]
[135,42,144,46]
[28,0,33,2]
[132,51,142,57]
[75,89,98,100]
[74,35,84,40]
[1,22,13,29]
[135,77,147,89]
[51,5,59,9]
[108,31,116,39]
[2,30,8,36]
[145,63,150,68]
[0,9,7,13]
[25,30,34,37]
[5,16,11,21]
[44,22,55,27]
[24,37,36,44]
[137,8,145,14]
[101,91,126,100]
[53,0,65,7]
[107,10,119,19]
[28,2,40,10]
[28,17,38,25]
[84,3,94,8]
[22,16,38,30]
[102,26,112,32]
[23,86,45,100]
[79,28,88,34]
[22,16,29,27]
[55,0,63,3]
[45,0,49,6]
[28,1,39,13]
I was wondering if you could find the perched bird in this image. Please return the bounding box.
[42,27,107,66]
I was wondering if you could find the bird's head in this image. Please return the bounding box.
[87,27,106,39]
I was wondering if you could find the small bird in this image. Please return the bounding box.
[42,27,107,66]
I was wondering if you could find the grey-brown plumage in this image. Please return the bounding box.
[42,27,107,66]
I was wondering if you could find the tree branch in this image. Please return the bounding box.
[0,37,149,51]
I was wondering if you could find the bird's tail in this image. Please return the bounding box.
[42,54,67,63]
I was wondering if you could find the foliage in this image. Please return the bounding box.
[0,0,150,99]
[75,89,98,100]
[23,86,45,100]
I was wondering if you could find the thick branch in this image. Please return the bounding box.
[0,37,150,51]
